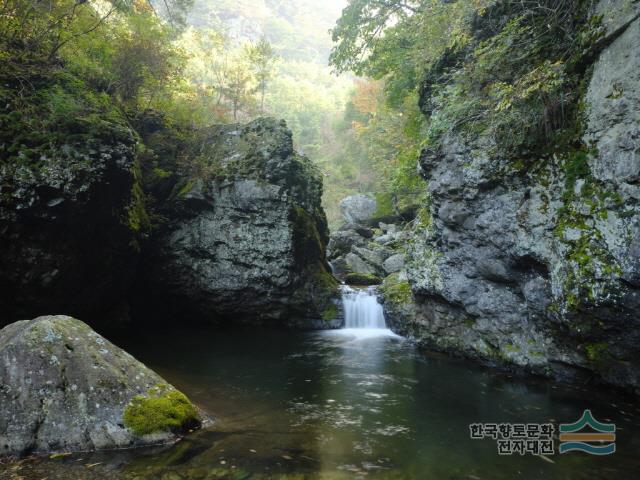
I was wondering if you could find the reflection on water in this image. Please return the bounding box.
[5,328,640,480]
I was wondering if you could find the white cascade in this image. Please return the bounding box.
[341,286,387,329]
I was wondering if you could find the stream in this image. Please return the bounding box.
[4,289,640,480]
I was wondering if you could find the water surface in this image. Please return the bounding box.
[5,328,640,480]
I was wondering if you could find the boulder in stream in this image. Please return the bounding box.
[0,315,202,457]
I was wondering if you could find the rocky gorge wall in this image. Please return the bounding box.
[135,118,340,328]
[381,0,640,394]
[0,79,339,329]
[0,80,142,327]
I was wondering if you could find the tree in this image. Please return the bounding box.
[245,37,277,113]
[329,0,491,105]
[329,0,426,75]
[224,61,253,120]
[110,12,184,105]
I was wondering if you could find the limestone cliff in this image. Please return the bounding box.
[383,0,640,394]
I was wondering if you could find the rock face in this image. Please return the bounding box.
[0,316,201,457]
[385,0,640,394]
[328,205,410,287]
[137,118,340,328]
[0,121,140,328]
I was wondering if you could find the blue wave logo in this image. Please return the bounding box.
[559,410,616,455]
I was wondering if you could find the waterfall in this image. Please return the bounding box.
[341,286,387,329]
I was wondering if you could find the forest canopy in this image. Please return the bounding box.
[1,0,530,225]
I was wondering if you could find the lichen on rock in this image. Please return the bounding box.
[0,315,202,457]
[135,118,340,328]
[386,0,640,394]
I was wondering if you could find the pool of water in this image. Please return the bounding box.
[5,327,640,480]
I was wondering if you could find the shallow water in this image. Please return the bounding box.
[4,327,640,480]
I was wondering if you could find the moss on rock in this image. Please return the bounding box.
[290,204,325,262]
[380,273,413,304]
[584,342,610,364]
[322,303,339,322]
[374,192,395,218]
[123,384,200,436]
[345,273,382,286]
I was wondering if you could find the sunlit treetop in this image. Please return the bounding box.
[329,0,490,104]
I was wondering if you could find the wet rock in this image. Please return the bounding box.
[0,316,201,457]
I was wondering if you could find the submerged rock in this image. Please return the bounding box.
[0,316,202,457]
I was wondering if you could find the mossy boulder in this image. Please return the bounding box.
[0,316,202,457]
[345,273,382,286]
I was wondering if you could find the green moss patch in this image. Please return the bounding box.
[123,384,200,436]
[584,342,610,364]
[322,303,339,322]
[345,273,381,286]
[380,273,413,304]
[374,192,395,218]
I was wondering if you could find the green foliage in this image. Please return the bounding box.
[563,149,591,191]
[420,2,603,158]
[374,192,395,218]
[330,0,488,102]
[323,80,426,225]
[245,37,278,112]
[0,64,130,168]
[123,384,199,436]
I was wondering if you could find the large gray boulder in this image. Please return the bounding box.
[137,118,340,328]
[339,194,377,224]
[0,316,202,457]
